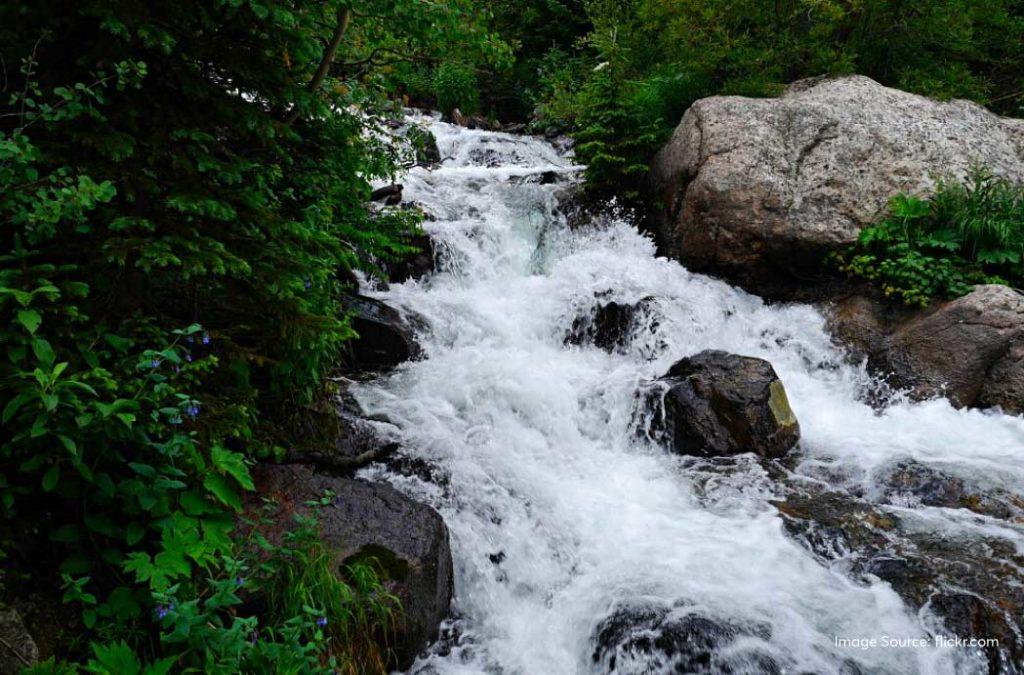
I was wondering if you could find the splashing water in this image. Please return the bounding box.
[353,114,1024,674]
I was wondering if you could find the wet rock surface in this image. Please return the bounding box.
[342,294,423,374]
[592,600,783,674]
[385,232,437,284]
[648,76,1024,294]
[773,477,1024,673]
[645,350,800,459]
[249,464,453,670]
[827,285,1024,412]
[565,295,657,353]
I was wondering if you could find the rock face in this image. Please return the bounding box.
[250,464,453,670]
[342,295,422,374]
[649,76,1024,291]
[774,478,1024,672]
[827,285,1024,412]
[647,350,800,459]
[0,608,38,674]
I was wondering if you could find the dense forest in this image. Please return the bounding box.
[1,0,1022,672]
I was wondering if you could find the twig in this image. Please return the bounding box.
[0,634,33,668]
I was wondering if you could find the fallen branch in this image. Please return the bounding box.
[281,441,398,473]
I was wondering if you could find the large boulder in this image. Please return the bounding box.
[341,295,423,374]
[249,464,453,670]
[646,350,800,459]
[827,285,1024,412]
[648,76,1024,293]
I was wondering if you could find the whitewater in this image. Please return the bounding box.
[353,114,1024,674]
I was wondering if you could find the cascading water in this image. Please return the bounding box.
[354,113,1024,674]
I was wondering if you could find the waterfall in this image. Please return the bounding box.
[353,114,1024,674]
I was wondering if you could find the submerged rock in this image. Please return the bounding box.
[646,350,800,459]
[774,479,1024,672]
[249,464,453,670]
[566,295,657,353]
[827,285,1024,412]
[648,76,1024,294]
[592,600,782,674]
[341,295,423,374]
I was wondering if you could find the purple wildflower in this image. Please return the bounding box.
[304,277,312,290]
[186,353,192,363]
[316,616,328,627]
[185,403,200,419]
[235,576,244,587]
[150,359,161,368]
[156,604,172,619]
[201,333,211,345]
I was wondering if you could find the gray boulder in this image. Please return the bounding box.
[249,464,453,670]
[342,295,423,374]
[646,350,800,459]
[649,76,1024,292]
[0,608,38,674]
[827,285,1024,412]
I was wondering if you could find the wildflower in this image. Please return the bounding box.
[185,403,200,419]
[316,616,328,627]
[235,576,244,587]
[304,277,312,290]
[156,603,174,619]
[250,630,259,645]
[201,333,211,345]
[186,353,192,363]
[150,359,161,368]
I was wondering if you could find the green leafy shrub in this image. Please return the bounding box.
[432,63,480,116]
[834,171,1024,306]
[1,0,501,668]
[45,505,398,674]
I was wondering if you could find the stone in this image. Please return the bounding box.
[249,464,453,670]
[647,350,800,459]
[341,295,422,374]
[0,607,38,674]
[565,296,657,353]
[385,232,436,283]
[370,183,403,205]
[827,285,1024,411]
[649,76,1024,293]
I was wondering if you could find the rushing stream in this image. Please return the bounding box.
[353,114,1024,674]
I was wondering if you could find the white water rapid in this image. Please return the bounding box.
[354,114,1024,674]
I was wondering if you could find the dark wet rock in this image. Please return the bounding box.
[341,295,423,374]
[566,296,657,353]
[773,479,1024,672]
[248,464,453,671]
[539,170,560,185]
[281,387,396,471]
[385,232,436,283]
[0,607,38,673]
[827,286,1024,412]
[873,459,1023,520]
[592,600,781,674]
[646,350,800,459]
[371,183,403,205]
[449,108,496,130]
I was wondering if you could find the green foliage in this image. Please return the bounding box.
[834,171,1024,306]
[0,0,497,669]
[432,63,480,116]
[46,507,398,674]
[528,0,1024,197]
